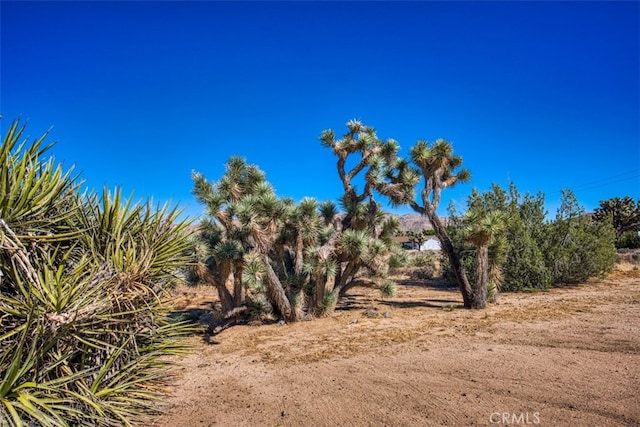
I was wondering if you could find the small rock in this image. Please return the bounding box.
[364,308,380,318]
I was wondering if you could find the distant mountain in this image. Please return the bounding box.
[190,211,445,234]
[386,213,448,233]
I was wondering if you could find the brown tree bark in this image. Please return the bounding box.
[338,278,376,297]
[233,259,245,307]
[294,232,304,275]
[313,270,326,315]
[335,261,360,297]
[261,254,298,322]
[472,245,489,309]
[425,206,474,308]
[197,262,234,313]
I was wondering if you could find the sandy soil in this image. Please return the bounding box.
[151,263,640,427]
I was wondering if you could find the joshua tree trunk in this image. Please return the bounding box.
[197,262,235,313]
[262,254,298,322]
[217,284,235,313]
[472,244,489,309]
[338,278,374,297]
[334,261,360,297]
[312,270,326,315]
[294,232,304,275]
[233,259,245,307]
[425,206,474,308]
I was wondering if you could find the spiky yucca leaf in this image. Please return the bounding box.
[319,291,337,315]
[338,229,369,260]
[388,246,409,270]
[242,252,265,292]
[249,295,272,320]
[319,200,337,225]
[380,280,397,298]
[0,118,194,426]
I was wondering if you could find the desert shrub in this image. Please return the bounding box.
[544,190,616,284]
[593,196,640,247]
[410,251,436,267]
[447,185,616,292]
[408,267,435,281]
[379,280,398,298]
[501,189,552,291]
[388,246,409,270]
[617,230,640,249]
[616,248,640,265]
[249,295,273,320]
[0,119,193,426]
[318,290,337,315]
[441,249,475,284]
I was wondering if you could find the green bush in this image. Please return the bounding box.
[319,290,338,315]
[0,119,193,426]
[379,280,398,298]
[544,190,616,284]
[410,251,435,267]
[447,185,616,292]
[501,190,552,291]
[249,295,273,320]
[388,246,409,270]
[617,230,640,249]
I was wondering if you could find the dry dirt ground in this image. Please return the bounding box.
[151,261,640,427]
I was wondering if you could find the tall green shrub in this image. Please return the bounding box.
[448,184,615,292]
[501,185,551,291]
[544,189,616,284]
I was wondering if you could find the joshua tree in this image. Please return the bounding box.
[310,120,400,309]
[192,143,399,321]
[463,210,505,308]
[370,136,475,308]
[446,186,509,306]
[191,157,300,322]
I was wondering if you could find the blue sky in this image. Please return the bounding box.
[2,1,638,221]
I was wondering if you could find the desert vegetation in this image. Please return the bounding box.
[188,121,403,324]
[1,118,635,426]
[593,196,640,249]
[187,120,621,319]
[446,184,618,294]
[0,119,193,426]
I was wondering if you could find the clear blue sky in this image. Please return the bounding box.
[2,1,638,220]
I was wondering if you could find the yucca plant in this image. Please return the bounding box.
[379,280,397,298]
[0,118,194,426]
[248,294,272,321]
[318,290,337,315]
[388,246,409,271]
